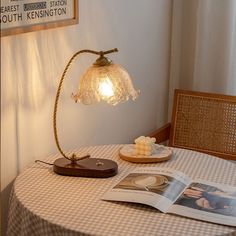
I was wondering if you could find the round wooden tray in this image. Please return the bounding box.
[119,144,172,163]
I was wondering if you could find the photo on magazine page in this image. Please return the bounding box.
[174,182,236,217]
[113,173,187,202]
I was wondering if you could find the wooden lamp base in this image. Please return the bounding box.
[53,158,118,178]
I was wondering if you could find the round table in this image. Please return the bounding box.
[7,145,236,236]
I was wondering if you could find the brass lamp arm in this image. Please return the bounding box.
[53,48,118,162]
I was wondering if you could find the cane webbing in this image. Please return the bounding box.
[170,90,236,159]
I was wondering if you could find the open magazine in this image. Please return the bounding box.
[102,168,236,227]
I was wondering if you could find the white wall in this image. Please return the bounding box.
[1,0,172,234]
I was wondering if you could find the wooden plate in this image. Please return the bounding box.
[119,144,172,163]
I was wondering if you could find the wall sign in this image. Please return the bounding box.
[1,0,78,37]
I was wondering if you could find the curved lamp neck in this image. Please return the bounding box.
[53,48,118,162]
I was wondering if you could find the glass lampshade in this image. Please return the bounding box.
[72,63,139,105]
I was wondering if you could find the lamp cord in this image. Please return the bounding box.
[53,48,118,161]
[35,160,53,166]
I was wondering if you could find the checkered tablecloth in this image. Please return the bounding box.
[7,145,236,236]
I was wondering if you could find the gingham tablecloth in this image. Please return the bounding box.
[7,145,236,236]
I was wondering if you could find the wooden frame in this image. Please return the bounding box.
[1,0,78,37]
[149,123,171,144]
[149,89,236,160]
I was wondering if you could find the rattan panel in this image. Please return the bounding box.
[171,92,236,157]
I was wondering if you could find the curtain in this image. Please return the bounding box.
[169,0,236,116]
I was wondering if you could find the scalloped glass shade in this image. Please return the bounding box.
[72,64,140,105]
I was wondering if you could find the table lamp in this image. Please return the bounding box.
[53,48,139,178]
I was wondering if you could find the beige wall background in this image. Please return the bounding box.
[1,0,173,234]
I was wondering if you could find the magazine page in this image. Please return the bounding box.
[169,180,236,226]
[102,167,191,213]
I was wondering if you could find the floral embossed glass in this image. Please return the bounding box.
[72,64,140,105]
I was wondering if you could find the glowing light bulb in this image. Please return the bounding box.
[99,79,114,98]
[73,63,139,105]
